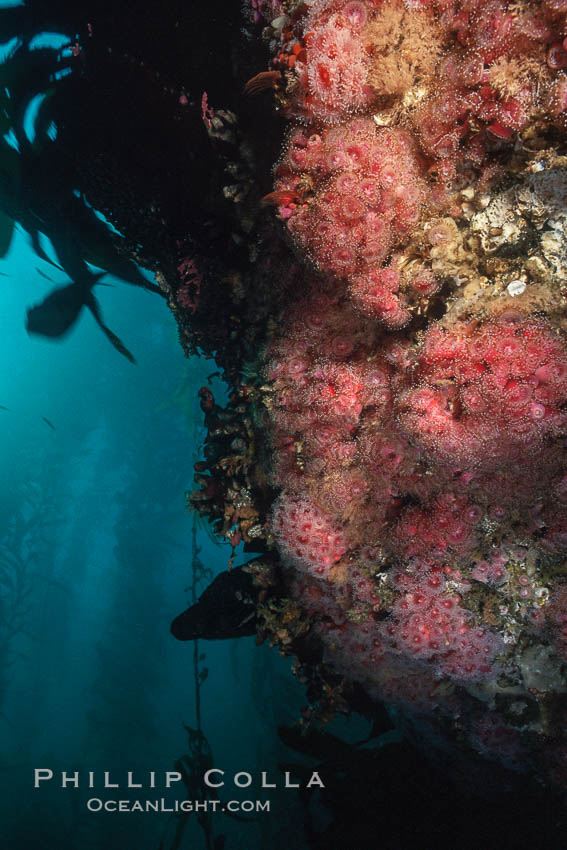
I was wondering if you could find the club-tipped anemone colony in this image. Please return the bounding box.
[181,0,567,790]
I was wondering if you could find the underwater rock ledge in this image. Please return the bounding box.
[174,0,567,796]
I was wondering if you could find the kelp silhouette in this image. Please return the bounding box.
[0,0,244,359]
[0,37,160,359]
[160,521,227,850]
[0,470,64,728]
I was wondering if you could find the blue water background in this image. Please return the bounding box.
[0,223,311,849]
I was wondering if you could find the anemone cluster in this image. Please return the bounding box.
[272,122,431,326]
[236,0,567,787]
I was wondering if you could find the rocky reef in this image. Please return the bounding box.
[182,0,567,793]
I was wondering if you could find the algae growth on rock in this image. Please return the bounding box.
[177,0,567,795]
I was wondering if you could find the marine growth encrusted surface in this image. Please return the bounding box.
[193,0,567,790]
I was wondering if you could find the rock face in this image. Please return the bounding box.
[231,0,567,789]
